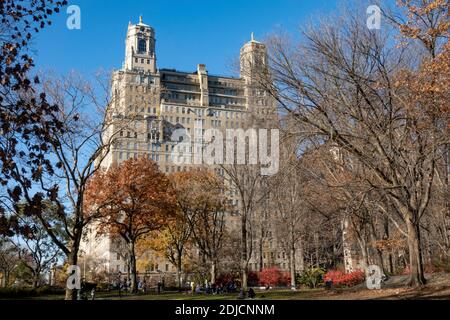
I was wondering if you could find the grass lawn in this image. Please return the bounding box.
[108,289,324,300]
[20,289,324,300]
[8,273,450,300]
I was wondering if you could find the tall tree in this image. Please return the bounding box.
[11,220,62,288]
[170,170,229,285]
[140,214,192,290]
[0,236,19,287]
[270,136,307,287]
[85,157,176,294]
[10,72,126,299]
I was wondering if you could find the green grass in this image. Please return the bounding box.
[16,288,327,300]
[102,289,326,300]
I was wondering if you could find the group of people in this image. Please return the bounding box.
[188,280,256,299]
[238,288,256,299]
[112,278,258,299]
[116,278,149,296]
[189,280,238,295]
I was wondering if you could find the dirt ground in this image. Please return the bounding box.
[315,273,450,300]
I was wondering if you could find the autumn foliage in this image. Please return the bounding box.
[85,157,176,293]
[259,267,291,287]
[324,270,365,288]
[85,157,176,236]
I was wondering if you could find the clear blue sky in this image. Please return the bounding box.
[32,0,340,77]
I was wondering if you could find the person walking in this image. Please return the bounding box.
[143,279,147,295]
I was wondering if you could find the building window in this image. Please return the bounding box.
[138,39,147,53]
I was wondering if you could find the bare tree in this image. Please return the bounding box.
[7,202,62,288]
[0,236,20,287]
[260,5,448,286]
[10,71,130,299]
[270,133,307,287]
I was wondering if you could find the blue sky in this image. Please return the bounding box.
[32,0,340,77]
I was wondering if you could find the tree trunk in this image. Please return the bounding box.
[259,239,264,272]
[383,217,392,274]
[296,240,305,273]
[406,218,426,287]
[342,216,354,273]
[242,267,248,290]
[1,270,9,287]
[289,245,296,288]
[374,247,385,274]
[210,260,217,285]
[389,252,395,274]
[33,272,40,289]
[314,232,320,267]
[176,255,183,291]
[241,212,248,290]
[355,235,369,271]
[129,241,138,294]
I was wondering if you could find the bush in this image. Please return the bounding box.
[259,267,290,287]
[260,267,282,286]
[431,259,450,273]
[324,270,365,288]
[297,268,326,288]
[279,272,291,286]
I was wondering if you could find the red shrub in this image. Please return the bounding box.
[259,267,291,286]
[324,270,365,288]
[260,268,282,286]
[279,272,291,286]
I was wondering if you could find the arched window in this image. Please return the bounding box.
[138,39,147,53]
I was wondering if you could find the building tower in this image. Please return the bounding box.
[124,16,157,73]
[240,33,275,127]
[239,32,267,84]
